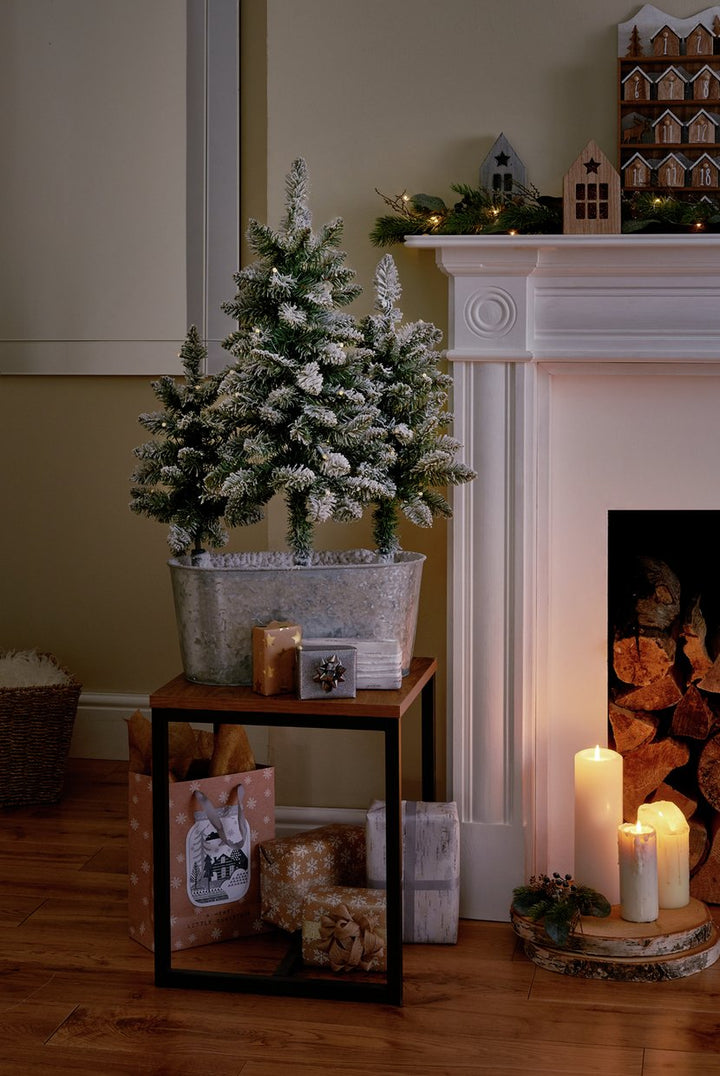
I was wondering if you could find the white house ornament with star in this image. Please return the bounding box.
[562,139,621,234]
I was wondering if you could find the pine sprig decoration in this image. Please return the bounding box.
[370,182,563,245]
[215,157,395,563]
[512,872,611,948]
[622,190,720,232]
[361,253,476,555]
[130,326,229,557]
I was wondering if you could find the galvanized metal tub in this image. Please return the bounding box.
[168,549,425,686]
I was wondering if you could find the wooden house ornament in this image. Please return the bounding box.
[652,110,682,144]
[691,65,720,101]
[652,25,681,56]
[479,133,527,196]
[623,152,653,188]
[656,151,690,188]
[690,152,719,189]
[622,66,653,101]
[687,22,714,56]
[656,65,689,101]
[563,140,621,234]
[688,109,720,143]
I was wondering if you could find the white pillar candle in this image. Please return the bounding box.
[618,821,658,922]
[637,801,690,909]
[574,746,623,904]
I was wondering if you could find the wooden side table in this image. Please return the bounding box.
[149,655,437,1005]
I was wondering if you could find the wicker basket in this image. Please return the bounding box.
[0,653,82,808]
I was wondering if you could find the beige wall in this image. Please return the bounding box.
[0,0,707,796]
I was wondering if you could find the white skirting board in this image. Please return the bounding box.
[70,692,148,760]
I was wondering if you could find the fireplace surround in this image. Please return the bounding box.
[405,234,720,920]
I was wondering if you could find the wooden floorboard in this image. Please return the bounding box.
[0,758,718,1074]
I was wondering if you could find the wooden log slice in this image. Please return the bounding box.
[622,737,691,821]
[614,672,683,712]
[690,814,720,901]
[609,703,657,753]
[689,818,710,873]
[681,595,713,682]
[511,898,713,959]
[672,683,715,739]
[613,630,675,687]
[633,557,681,630]
[697,734,720,812]
[698,653,720,694]
[651,781,697,819]
[522,925,720,981]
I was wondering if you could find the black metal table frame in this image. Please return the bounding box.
[150,666,436,1005]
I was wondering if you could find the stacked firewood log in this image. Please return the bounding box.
[609,555,720,904]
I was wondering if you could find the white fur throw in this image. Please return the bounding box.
[0,650,70,687]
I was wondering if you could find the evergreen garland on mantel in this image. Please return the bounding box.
[371,183,720,245]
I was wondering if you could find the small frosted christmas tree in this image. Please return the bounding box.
[362,254,476,555]
[213,158,394,563]
[130,325,233,557]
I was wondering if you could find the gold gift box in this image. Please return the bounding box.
[252,620,301,696]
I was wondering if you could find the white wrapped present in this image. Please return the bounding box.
[365,799,460,944]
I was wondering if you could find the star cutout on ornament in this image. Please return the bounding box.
[313,654,346,692]
[495,151,510,166]
[584,158,600,174]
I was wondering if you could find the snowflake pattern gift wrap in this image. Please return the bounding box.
[128,767,275,951]
[366,800,460,944]
[259,824,366,932]
[301,886,386,972]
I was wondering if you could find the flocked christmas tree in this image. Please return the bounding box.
[129,325,232,557]
[361,253,476,555]
[211,158,395,563]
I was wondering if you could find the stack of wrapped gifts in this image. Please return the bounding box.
[258,799,460,973]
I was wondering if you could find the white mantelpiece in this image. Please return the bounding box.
[405,234,720,920]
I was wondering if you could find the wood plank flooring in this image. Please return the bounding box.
[2,759,720,1074]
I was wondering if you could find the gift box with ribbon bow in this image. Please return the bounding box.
[295,644,357,699]
[301,886,386,972]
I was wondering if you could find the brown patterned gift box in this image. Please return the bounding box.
[301,886,386,972]
[366,799,460,944]
[259,823,366,932]
[128,766,275,951]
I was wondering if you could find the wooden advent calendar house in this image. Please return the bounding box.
[562,139,621,234]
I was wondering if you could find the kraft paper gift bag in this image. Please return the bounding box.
[128,766,275,951]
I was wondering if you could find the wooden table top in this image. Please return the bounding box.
[149,656,437,720]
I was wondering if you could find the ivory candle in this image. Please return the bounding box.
[637,801,690,909]
[574,746,623,904]
[618,821,658,922]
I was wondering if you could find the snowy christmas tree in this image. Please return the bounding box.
[130,325,233,557]
[212,158,395,563]
[361,254,476,555]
